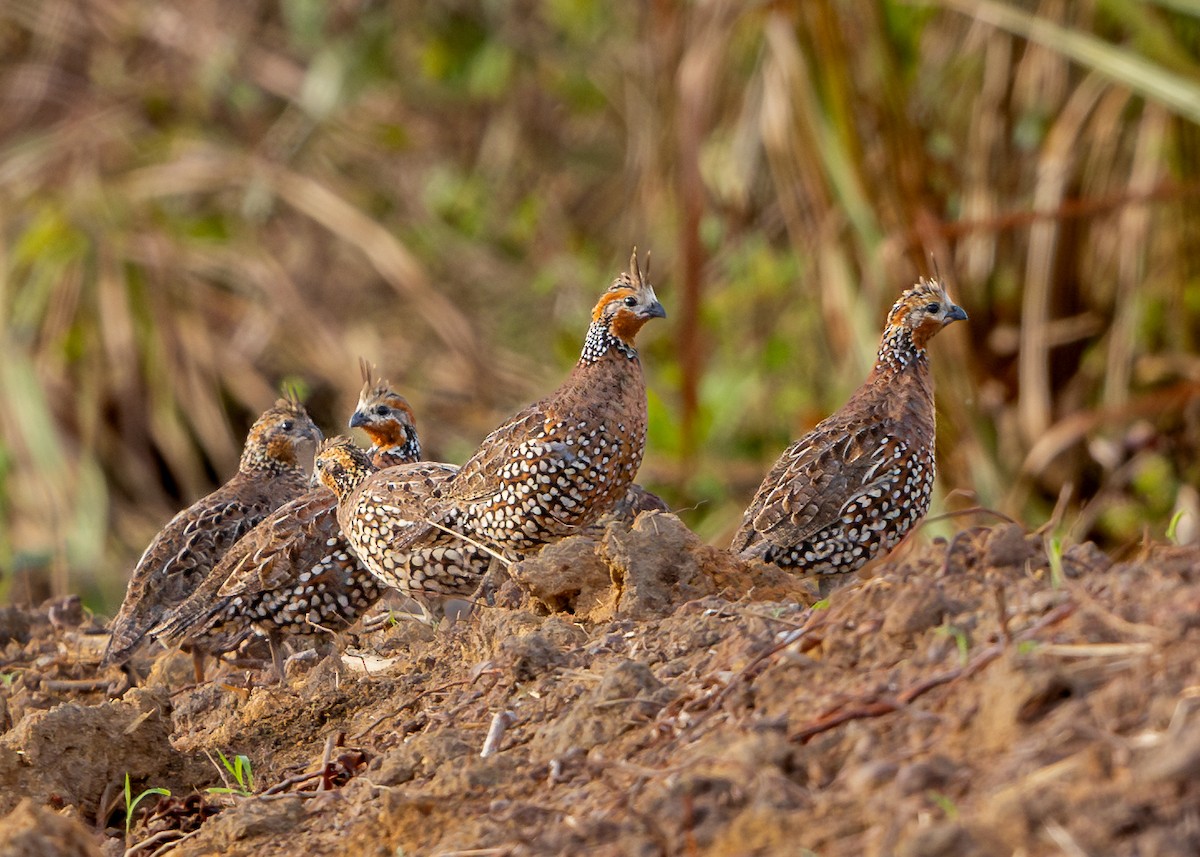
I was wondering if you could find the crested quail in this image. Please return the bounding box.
[731,278,967,574]
[422,249,666,554]
[151,366,424,677]
[318,249,667,599]
[349,357,421,467]
[102,396,322,671]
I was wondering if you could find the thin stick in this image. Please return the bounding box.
[96,777,121,833]
[145,828,202,857]
[124,830,184,857]
[305,615,340,639]
[261,769,323,796]
[419,518,513,568]
[994,583,1013,646]
[43,678,111,693]
[922,506,1018,527]
[317,733,337,791]
[481,711,515,758]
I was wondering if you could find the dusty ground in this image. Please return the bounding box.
[2,511,1199,856]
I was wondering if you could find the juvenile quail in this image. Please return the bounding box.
[102,396,321,672]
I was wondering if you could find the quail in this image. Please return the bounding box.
[314,437,468,596]
[732,278,967,575]
[102,396,321,673]
[317,250,667,601]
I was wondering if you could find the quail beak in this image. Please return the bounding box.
[945,304,968,324]
[641,299,667,320]
[349,411,369,429]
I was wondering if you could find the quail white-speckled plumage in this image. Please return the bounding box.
[317,250,666,600]
[416,249,666,556]
[314,437,471,595]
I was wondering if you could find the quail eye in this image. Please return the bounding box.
[375,404,389,415]
[281,419,294,431]
[623,296,637,307]
[924,302,940,314]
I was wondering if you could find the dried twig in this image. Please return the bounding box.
[96,777,121,833]
[42,678,111,693]
[124,829,184,857]
[994,583,1012,646]
[317,733,338,791]
[481,711,515,758]
[261,770,324,796]
[305,615,340,639]
[922,506,1019,526]
[419,518,513,569]
[1036,642,1153,658]
[145,828,202,857]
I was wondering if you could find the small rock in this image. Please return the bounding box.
[881,586,948,641]
[983,524,1036,570]
[509,536,612,620]
[44,595,83,629]
[1029,589,1069,613]
[842,760,898,794]
[897,822,1003,857]
[1136,725,1200,784]
[0,608,31,646]
[540,660,673,756]
[367,749,416,787]
[895,754,958,795]
[0,798,102,857]
[1063,541,1112,576]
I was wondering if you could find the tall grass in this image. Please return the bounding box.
[1,0,1197,607]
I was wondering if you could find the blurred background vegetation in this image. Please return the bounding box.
[2,0,1199,611]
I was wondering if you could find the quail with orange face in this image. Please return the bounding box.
[348,358,421,468]
[320,250,666,598]
[434,248,666,556]
[732,278,966,574]
[102,396,322,671]
[151,366,426,676]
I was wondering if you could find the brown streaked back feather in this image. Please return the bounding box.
[102,400,320,666]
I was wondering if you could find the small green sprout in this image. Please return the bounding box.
[1167,510,1187,545]
[206,750,255,796]
[1047,536,1065,589]
[124,772,170,839]
[927,790,959,819]
[934,624,970,666]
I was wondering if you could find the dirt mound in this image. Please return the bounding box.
[2,514,1199,855]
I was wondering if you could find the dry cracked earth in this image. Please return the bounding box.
[2,511,1199,856]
